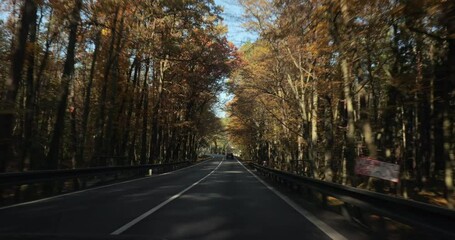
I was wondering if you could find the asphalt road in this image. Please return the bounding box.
[0,155,342,239]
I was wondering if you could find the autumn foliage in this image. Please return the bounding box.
[0,0,237,170]
[228,0,455,207]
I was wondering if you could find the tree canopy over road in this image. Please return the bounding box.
[0,0,238,171]
[1,0,455,210]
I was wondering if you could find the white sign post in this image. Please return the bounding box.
[355,157,400,182]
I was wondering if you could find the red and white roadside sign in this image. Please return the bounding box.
[355,157,400,182]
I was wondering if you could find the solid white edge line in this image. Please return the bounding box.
[110,158,224,235]
[237,159,347,240]
[0,157,215,211]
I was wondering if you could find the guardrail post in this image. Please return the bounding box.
[56,180,63,195]
[81,177,87,189]
[375,216,388,239]
[306,188,312,201]
[13,185,21,202]
[73,178,80,191]
[322,193,328,208]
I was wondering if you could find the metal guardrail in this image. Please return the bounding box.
[250,163,455,238]
[0,161,191,186]
[1,157,213,207]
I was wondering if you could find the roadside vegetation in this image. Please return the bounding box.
[227,0,455,208]
[0,0,238,172]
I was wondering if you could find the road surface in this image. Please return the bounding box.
[0,155,343,239]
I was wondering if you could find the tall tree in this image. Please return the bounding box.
[46,0,82,169]
[0,0,36,171]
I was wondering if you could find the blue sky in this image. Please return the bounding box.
[215,0,257,47]
[214,0,257,118]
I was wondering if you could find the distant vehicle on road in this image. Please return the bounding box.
[226,153,234,159]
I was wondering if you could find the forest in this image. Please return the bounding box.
[227,0,455,208]
[1,0,455,209]
[0,0,238,172]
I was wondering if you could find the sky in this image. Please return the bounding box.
[213,0,258,118]
[215,0,258,46]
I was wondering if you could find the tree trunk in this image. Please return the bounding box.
[141,60,150,164]
[106,9,126,163]
[330,0,356,185]
[94,6,120,165]
[443,3,455,208]
[0,0,36,172]
[78,29,101,166]
[22,2,38,171]
[46,0,82,169]
[120,58,140,159]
